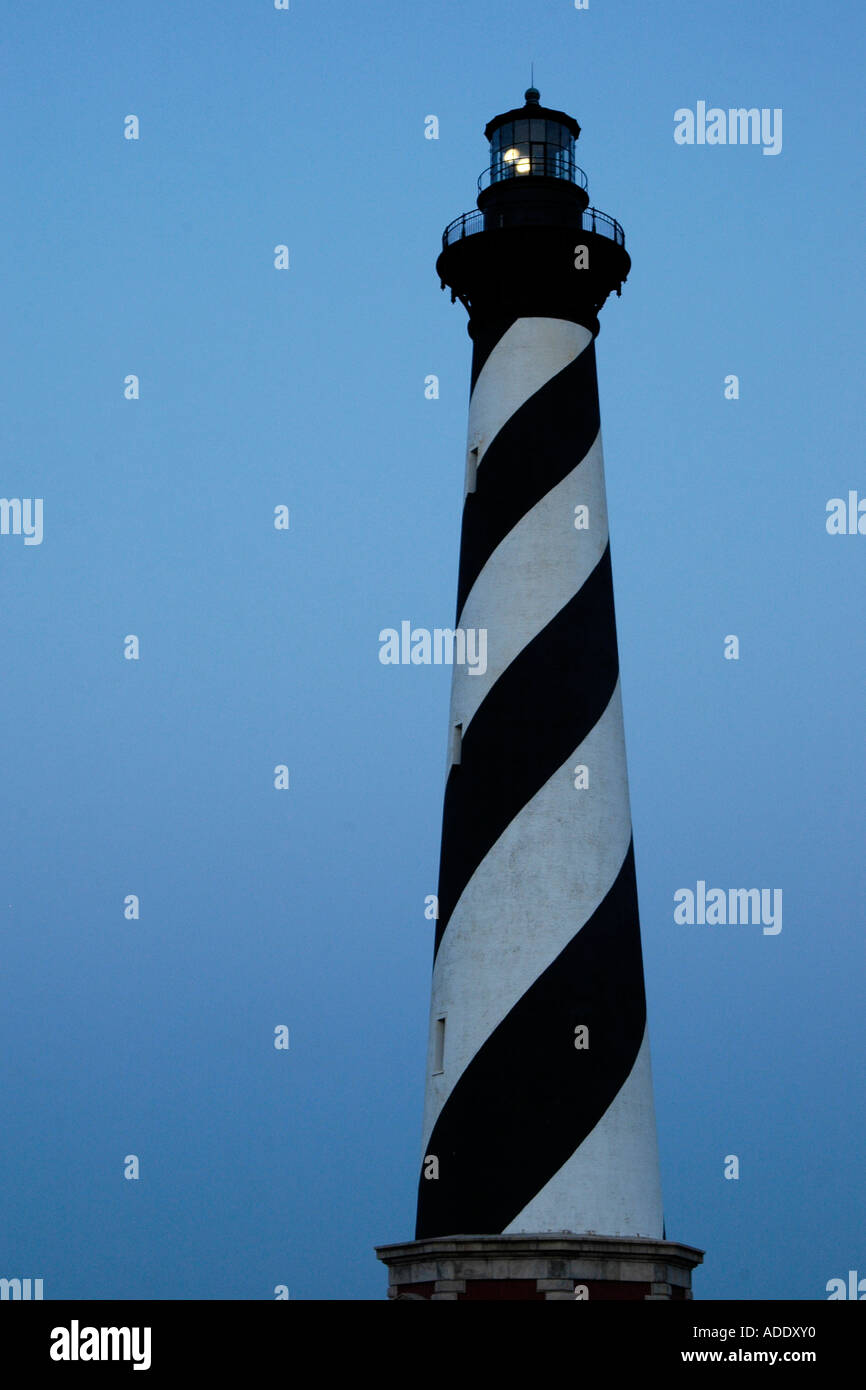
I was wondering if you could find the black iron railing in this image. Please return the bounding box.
[442,204,626,250]
[478,156,588,193]
[443,209,485,244]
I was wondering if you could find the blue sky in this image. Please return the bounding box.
[0,0,863,1299]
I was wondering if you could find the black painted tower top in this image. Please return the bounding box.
[483,86,581,142]
[437,89,629,342]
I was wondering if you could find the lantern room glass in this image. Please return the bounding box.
[489,119,576,183]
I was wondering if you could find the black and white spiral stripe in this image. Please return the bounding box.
[416,316,663,1240]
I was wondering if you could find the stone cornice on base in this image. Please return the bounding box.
[375,1233,704,1301]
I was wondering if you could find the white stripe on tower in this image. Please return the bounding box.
[465,318,592,471]
[452,431,607,734]
[423,680,633,1132]
[416,314,663,1240]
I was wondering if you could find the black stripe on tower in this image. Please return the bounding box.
[416,842,646,1239]
[435,547,618,959]
[456,342,601,618]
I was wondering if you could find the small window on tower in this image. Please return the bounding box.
[450,723,462,767]
[465,445,478,495]
[433,1017,446,1074]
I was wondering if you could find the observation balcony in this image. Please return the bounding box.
[443,204,626,251]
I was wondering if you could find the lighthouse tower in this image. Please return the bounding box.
[377,90,702,1300]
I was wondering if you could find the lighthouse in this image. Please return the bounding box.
[377,90,703,1300]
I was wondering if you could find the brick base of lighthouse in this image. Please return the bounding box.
[375,1234,703,1301]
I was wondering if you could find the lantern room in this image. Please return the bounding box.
[482,87,585,190]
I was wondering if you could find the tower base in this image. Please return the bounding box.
[375,1234,703,1301]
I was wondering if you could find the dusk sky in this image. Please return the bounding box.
[1,0,863,1299]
